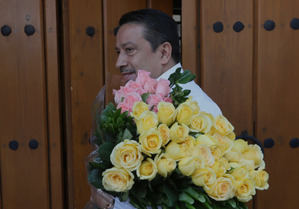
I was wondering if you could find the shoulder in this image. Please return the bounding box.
[181,81,222,117]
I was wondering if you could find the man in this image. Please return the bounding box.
[115,9,221,116]
[89,8,222,209]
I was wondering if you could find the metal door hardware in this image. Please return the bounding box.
[9,140,19,151]
[213,21,223,33]
[233,21,244,32]
[24,24,35,36]
[264,20,275,31]
[29,139,39,149]
[1,25,12,36]
[86,26,95,37]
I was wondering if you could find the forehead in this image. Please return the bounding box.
[116,23,146,46]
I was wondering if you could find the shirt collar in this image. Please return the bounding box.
[157,63,182,80]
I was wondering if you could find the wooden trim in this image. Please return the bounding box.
[182,0,199,82]
[61,0,74,208]
[147,0,173,16]
[44,0,64,208]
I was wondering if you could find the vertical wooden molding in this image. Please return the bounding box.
[61,0,74,208]
[44,0,64,208]
[182,0,199,82]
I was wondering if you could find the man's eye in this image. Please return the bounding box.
[125,48,135,54]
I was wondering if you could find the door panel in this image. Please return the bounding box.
[0,0,50,208]
[199,0,254,135]
[255,0,299,208]
[62,0,105,208]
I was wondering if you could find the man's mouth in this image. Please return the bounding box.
[120,70,137,84]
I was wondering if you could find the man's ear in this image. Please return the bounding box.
[159,42,172,65]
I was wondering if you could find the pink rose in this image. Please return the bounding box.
[135,70,152,87]
[143,78,157,94]
[147,94,163,112]
[117,92,141,113]
[125,80,146,95]
[156,79,170,97]
[163,96,172,103]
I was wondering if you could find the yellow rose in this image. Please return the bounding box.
[132,101,149,120]
[210,158,230,178]
[192,168,217,189]
[185,97,200,115]
[170,122,189,143]
[136,111,158,134]
[102,167,134,192]
[158,124,170,146]
[231,166,249,181]
[231,139,248,153]
[157,102,176,125]
[227,131,236,140]
[235,178,256,202]
[110,139,143,171]
[210,146,223,160]
[225,151,241,163]
[136,158,157,181]
[206,176,235,201]
[196,134,216,147]
[242,144,264,169]
[176,102,194,125]
[165,141,187,161]
[214,115,234,136]
[189,112,213,133]
[155,153,176,177]
[210,133,233,155]
[139,128,162,155]
[192,144,215,166]
[178,157,198,176]
[251,170,269,190]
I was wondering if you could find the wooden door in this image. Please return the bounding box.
[0,0,63,208]
[182,0,299,209]
[255,0,299,208]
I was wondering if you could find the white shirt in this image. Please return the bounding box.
[158,63,222,117]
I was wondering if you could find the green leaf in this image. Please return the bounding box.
[184,187,205,203]
[131,181,147,199]
[88,169,102,189]
[179,192,195,205]
[169,68,182,87]
[141,93,150,103]
[228,199,237,208]
[176,70,196,84]
[97,142,114,168]
[120,192,129,201]
[161,184,177,207]
[203,201,214,209]
[183,89,191,96]
[122,128,133,140]
[185,203,196,209]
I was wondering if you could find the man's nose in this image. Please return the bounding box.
[115,53,127,68]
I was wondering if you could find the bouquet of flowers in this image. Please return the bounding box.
[88,69,269,209]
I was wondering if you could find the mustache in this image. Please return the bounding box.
[119,67,136,74]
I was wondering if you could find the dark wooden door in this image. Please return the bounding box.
[183,0,299,209]
[255,0,299,208]
[0,0,63,209]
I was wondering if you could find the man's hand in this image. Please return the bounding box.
[90,186,114,209]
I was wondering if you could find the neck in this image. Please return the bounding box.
[161,59,177,75]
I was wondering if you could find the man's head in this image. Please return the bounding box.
[115,9,180,82]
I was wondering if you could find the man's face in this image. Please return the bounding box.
[115,23,163,83]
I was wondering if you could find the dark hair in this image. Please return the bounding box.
[115,9,180,63]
